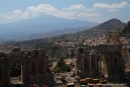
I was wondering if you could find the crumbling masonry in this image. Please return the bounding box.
[75,31,127,80]
[0,48,54,86]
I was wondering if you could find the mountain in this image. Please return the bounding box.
[0,15,97,41]
[0,18,126,52]
[120,21,130,36]
[16,26,91,40]
[75,18,126,39]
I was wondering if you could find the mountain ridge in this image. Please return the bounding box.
[0,18,126,52]
[12,26,91,40]
[0,15,98,41]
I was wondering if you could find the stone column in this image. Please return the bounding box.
[36,57,39,74]
[95,54,97,71]
[89,54,91,71]
[6,62,10,84]
[82,54,84,72]
[89,53,92,76]
[99,54,102,76]
[21,61,23,82]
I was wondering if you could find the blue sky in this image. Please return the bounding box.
[0,0,130,24]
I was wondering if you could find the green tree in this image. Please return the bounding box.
[53,57,71,73]
[53,67,61,73]
[56,57,65,67]
[10,61,21,77]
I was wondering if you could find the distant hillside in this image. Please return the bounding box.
[0,15,97,41]
[75,18,126,39]
[0,18,126,52]
[14,26,91,40]
[120,21,130,36]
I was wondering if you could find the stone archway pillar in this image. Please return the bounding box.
[21,62,23,82]
[98,54,102,76]
[82,54,84,72]
[89,53,92,72]
[6,62,10,84]
[89,54,92,76]
[95,54,98,71]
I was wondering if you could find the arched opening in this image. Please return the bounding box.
[107,39,110,43]
[129,48,130,53]
[84,59,87,71]
[0,66,1,78]
[91,58,94,71]
[32,63,36,74]
[10,61,22,84]
[114,58,117,67]
[34,50,38,56]
[10,61,21,77]
[39,61,43,73]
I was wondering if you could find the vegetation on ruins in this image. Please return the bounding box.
[10,61,21,77]
[52,57,71,73]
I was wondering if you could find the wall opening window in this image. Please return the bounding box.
[107,39,110,43]
[114,58,117,67]
[10,61,21,77]
[84,59,87,70]
[128,48,130,53]
[10,61,22,83]
[0,66,1,78]
[32,63,36,74]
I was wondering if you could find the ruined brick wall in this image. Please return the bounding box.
[75,31,125,78]
[122,46,130,78]
[0,48,53,85]
[106,31,120,44]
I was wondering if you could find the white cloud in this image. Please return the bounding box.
[108,9,118,12]
[62,4,85,10]
[0,4,100,24]
[94,2,129,9]
[94,2,130,12]
[36,4,58,14]
[1,2,129,24]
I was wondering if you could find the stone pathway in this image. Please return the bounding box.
[10,77,23,84]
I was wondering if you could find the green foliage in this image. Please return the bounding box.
[48,58,55,67]
[60,65,71,72]
[56,57,65,67]
[121,21,130,36]
[10,61,21,77]
[52,67,62,73]
[52,57,71,73]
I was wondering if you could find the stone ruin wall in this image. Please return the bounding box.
[0,48,54,85]
[75,44,125,78]
[122,46,130,78]
[75,31,126,79]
